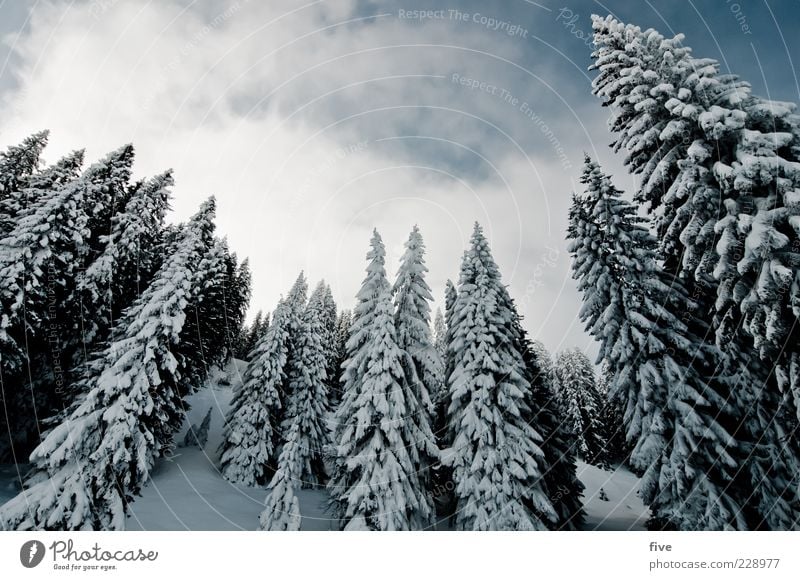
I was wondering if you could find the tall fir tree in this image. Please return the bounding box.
[591,16,800,529]
[568,158,749,530]
[329,287,436,530]
[392,226,441,493]
[0,131,49,235]
[220,301,292,487]
[278,292,330,487]
[444,223,556,530]
[0,198,221,530]
[332,231,391,454]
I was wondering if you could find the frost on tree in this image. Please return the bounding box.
[391,226,441,494]
[278,290,330,487]
[0,198,220,530]
[220,301,292,487]
[444,223,556,531]
[74,171,173,346]
[332,231,392,457]
[568,158,747,530]
[524,340,585,529]
[329,287,436,530]
[0,131,49,235]
[553,348,606,467]
[591,16,800,529]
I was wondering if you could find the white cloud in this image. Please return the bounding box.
[0,0,619,354]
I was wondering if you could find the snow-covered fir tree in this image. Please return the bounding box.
[238,310,267,360]
[530,341,557,391]
[220,301,292,486]
[0,149,88,458]
[553,348,606,466]
[0,131,49,234]
[328,308,351,406]
[590,17,800,529]
[73,170,173,346]
[444,223,556,530]
[568,158,747,530]
[391,225,440,487]
[0,198,222,530]
[432,308,447,366]
[596,361,629,466]
[516,335,585,529]
[331,231,392,453]
[259,460,302,531]
[278,292,330,487]
[329,286,436,530]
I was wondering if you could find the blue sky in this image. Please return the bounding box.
[0,0,798,357]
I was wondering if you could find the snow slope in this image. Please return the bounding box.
[577,461,650,531]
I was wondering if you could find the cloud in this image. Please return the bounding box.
[0,0,628,355]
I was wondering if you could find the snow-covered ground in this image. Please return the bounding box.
[1,360,650,531]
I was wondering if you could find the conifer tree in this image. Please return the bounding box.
[0,131,49,234]
[279,294,330,487]
[332,231,391,451]
[590,17,800,529]
[392,226,440,492]
[329,287,436,530]
[445,224,556,530]
[554,348,606,466]
[73,171,173,346]
[220,302,292,487]
[328,309,352,406]
[0,198,220,530]
[518,336,585,529]
[568,158,747,530]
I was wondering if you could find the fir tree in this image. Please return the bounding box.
[591,17,800,529]
[73,171,173,346]
[392,226,440,493]
[258,460,302,531]
[568,158,746,530]
[0,131,49,234]
[553,348,606,466]
[238,310,264,359]
[329,287,436,530]
[329,308,352,406]
[0,198,220,530]
[596,361,630,466]
[220,302,291,487]
[445,223,556,530]
[279,293,330,487]
[332,231,391,453]
[519,337,585,529]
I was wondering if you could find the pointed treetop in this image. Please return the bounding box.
[189,195,217,224]
[286,271,308,309]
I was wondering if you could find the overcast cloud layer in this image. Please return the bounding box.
[0,0,798,356]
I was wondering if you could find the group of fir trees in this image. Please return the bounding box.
[246,225,585,531]
[0,134,251,529]
[219,273,341,530]
[566,13,800,531]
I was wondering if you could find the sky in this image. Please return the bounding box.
[0,0,798,357]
